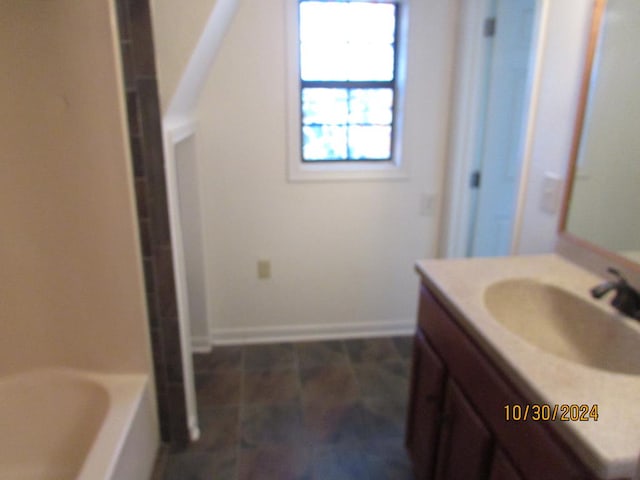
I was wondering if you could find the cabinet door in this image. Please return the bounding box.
[434,380,493,480]
[405,331,446,480]
[489,449,524,480]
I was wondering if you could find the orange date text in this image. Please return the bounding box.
[504,404,599,422]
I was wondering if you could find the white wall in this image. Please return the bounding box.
[196,0,459,342]
[151,0,219,113]
[0,0,152,375]
[516,0,594,254]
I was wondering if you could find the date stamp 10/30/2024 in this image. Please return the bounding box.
[504,404,599,422]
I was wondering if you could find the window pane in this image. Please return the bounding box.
[348,89,394,125]
[347,3,396,44]
[348,126,392,160]
[300,43,349,81]
[300,2,395,44]
[303,125,347,160]
[299,1,396,82]
[301,42,395,82]
[299,2,350,44]
[302,88,348,125]
[347,43,395,81]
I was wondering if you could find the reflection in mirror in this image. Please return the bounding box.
[563,0,640,265]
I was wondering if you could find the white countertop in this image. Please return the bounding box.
[415,254,640,480]
[621,251,640,265]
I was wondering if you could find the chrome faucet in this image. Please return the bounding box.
[590,268,640,320]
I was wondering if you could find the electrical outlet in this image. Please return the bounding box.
[257,260,271,279]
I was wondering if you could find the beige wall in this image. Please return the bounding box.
[0,0,152,375]
[196,0,459,339]
[151,0,219,113]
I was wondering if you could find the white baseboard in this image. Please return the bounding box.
[200,319,416,346]
[191,336,213,353]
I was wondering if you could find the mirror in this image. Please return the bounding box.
[561,0,640,266]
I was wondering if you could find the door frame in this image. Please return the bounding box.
[438,0,550,258]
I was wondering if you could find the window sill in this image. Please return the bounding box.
[287,158,409,182]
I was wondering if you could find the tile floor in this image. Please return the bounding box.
[160,336,415,480]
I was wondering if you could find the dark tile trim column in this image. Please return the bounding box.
[114,0,190,446]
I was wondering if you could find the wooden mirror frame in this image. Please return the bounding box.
[557,0,640,276]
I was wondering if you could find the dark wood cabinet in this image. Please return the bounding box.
[434,380,492,480]
[489,449,524,480]
[405,331,446,480]
[406,284,607,480]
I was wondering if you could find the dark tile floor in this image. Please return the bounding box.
[161,336,415,480]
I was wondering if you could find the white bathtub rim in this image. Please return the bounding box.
[0,367,151,480]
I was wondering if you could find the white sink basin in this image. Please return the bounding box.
[484,278,640,375]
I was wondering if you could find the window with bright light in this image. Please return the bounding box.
[298,1,399,162]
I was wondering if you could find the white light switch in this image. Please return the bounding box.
[420,193,437,217]
[540,172,564,214]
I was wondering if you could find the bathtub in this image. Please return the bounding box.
[0,369,159,480]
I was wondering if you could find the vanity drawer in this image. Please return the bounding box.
[418,284,596,480]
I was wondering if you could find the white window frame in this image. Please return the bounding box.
[285,0,409,182]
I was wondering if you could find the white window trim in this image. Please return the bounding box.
[285,0,410,182]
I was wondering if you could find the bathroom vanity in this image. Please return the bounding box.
[405,255,640,480]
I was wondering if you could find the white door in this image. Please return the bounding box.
[469,0,536,257]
